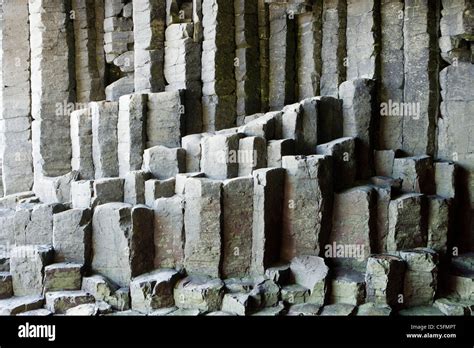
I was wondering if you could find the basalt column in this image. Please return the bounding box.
[29,0,75,184]
[133,0,166,93]
[379,0,404,150]
[235,0,261,117]
[0,0,34,195]
[402,0,440,156]
[201,0,236,131]
[268,3,296,110]
[72,0,105,102]
[320,0,346,97]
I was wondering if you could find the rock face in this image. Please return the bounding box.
[130,269,181,313]
[92,203,154,287]
[222,177,254,278]
[290,255,329,305]
[53,209,93,266]
[0,0,473,318]
[281,155,333,261]
[365,254,405,307]
[184,179,222,277]
[329,186,375,271]
[10,245,54,296]
[398,249,439,307]
[153,196,185,269]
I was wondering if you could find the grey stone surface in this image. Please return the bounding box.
[43,263,83,293]
[251,168,285,274]
[92,203,154,287]
[10,245,54,296]
[316,137,356,191]
[0,0,34,195]
[290,255,329,305]
[329,186,375,271]
[222,177,254,278]
[268,3,296,110]
[142,146,185,180]
[235,0,261,116]
[133,0,166,93]
[339,78,376,179]
[130,269,181,313]
[365,254,405,306]
[0,295,44,315]
[184,178,222,277]
[398,248,439,307]
[53,209,92,266]
[91,101,119,179]
[387,193,425,252]
[118,94,147,177]
[174,275,224,312]
[147,91,185,148]
[281,155,333,261]
[45,291,95,314]
[201,134,240,180]
[392,155,434,194]
[145,178,176,206]
[328,269,365,305]
[402,0,440,156]
[379,0,404,150]
[153,196,185,269]
[320,0,346,97]
[346,0,378,80]
[201,0,236,130]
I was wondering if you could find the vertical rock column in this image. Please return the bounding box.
[235,0,261,117]
[29,0,74,180]
[438,63,474,250]
[222,177,254,278]
[258,0,269,111]
[70,108,94,180]
[201,0,236,131]
[398,249,439,307]
[281,155,333,262]
[379,0,404,150]
[91,101,119,179]
[184,178,222,278]
[320,0,346,97]
[133,0,166,93]
[296,2,323,99]
[72,0,105,102]
[164,23,203,134]
[0,0,34,194]
[92,203,154,287]
[339,78,376,179]
[117,94,147,177]
[251,168,285,275]
[268,3,296,110]
[345,0,379,80]
[402,0,440,156]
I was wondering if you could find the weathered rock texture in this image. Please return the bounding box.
[0,0,472,317]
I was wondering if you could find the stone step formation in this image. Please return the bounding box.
[0,0,473,316]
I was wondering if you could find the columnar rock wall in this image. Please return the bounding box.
[0,0,473,317]
[0,0,33,195]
